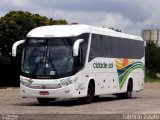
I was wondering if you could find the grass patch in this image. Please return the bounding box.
[145,74,160,83]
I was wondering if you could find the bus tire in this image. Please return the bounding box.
[94,96,99,101]
[116,80,133,99]
[125,80,133,99]
[80,81,95,103]
[37,98,55,105]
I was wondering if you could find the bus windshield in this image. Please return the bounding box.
[21,38,76,78]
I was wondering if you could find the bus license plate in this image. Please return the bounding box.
[39,91,49,95]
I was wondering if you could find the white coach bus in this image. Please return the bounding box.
[12,25,145,104]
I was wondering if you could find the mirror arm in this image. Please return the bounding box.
[12,40,25,57]
[73,39,84,56]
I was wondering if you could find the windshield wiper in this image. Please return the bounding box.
[31,46,46,76]
[47,52,58,77]
[30,57,44,76]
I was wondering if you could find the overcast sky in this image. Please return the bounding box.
[0,0,160,36]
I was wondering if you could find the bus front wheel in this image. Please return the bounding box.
[79,81,95,103]
[37,98,55,105]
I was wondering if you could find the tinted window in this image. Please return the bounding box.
[89,34,144,61]
[89,34,100,61]
[76,33,89,64]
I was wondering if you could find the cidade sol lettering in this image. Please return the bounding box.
[93,62,113,68]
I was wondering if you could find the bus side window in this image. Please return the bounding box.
[75,47,83,70]
[89,34,100,62]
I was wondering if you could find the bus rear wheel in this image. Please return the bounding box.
[116,80,132,99]
[125,80,133,99]
[37,98,55,105]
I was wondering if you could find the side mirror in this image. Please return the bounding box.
[12,40,25,57]
[73,39,84,56]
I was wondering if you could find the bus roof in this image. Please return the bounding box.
[27,25,90,38]
[27,24,143,41]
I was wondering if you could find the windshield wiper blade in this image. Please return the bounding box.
[48,52,58,77]
[30,58,44,76]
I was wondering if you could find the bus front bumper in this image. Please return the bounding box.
[20,83,77,99]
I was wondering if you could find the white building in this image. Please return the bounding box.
[142,29,160,46]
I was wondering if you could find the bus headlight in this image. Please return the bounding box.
[20,79,30,86]
[60,77,77,87]
[60,78,72,87]
[20,77,33,87]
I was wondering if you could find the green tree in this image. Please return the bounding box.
[0,10,68,58]
[145,41,160,78]
[0,10,68,86]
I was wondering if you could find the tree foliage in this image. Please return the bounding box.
[0,10,67,59]
[145,41,160,78]
[0,10,68,86]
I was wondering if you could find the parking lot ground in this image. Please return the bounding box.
[0,83,160,120]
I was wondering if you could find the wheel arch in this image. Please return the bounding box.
[87,78,95,95]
